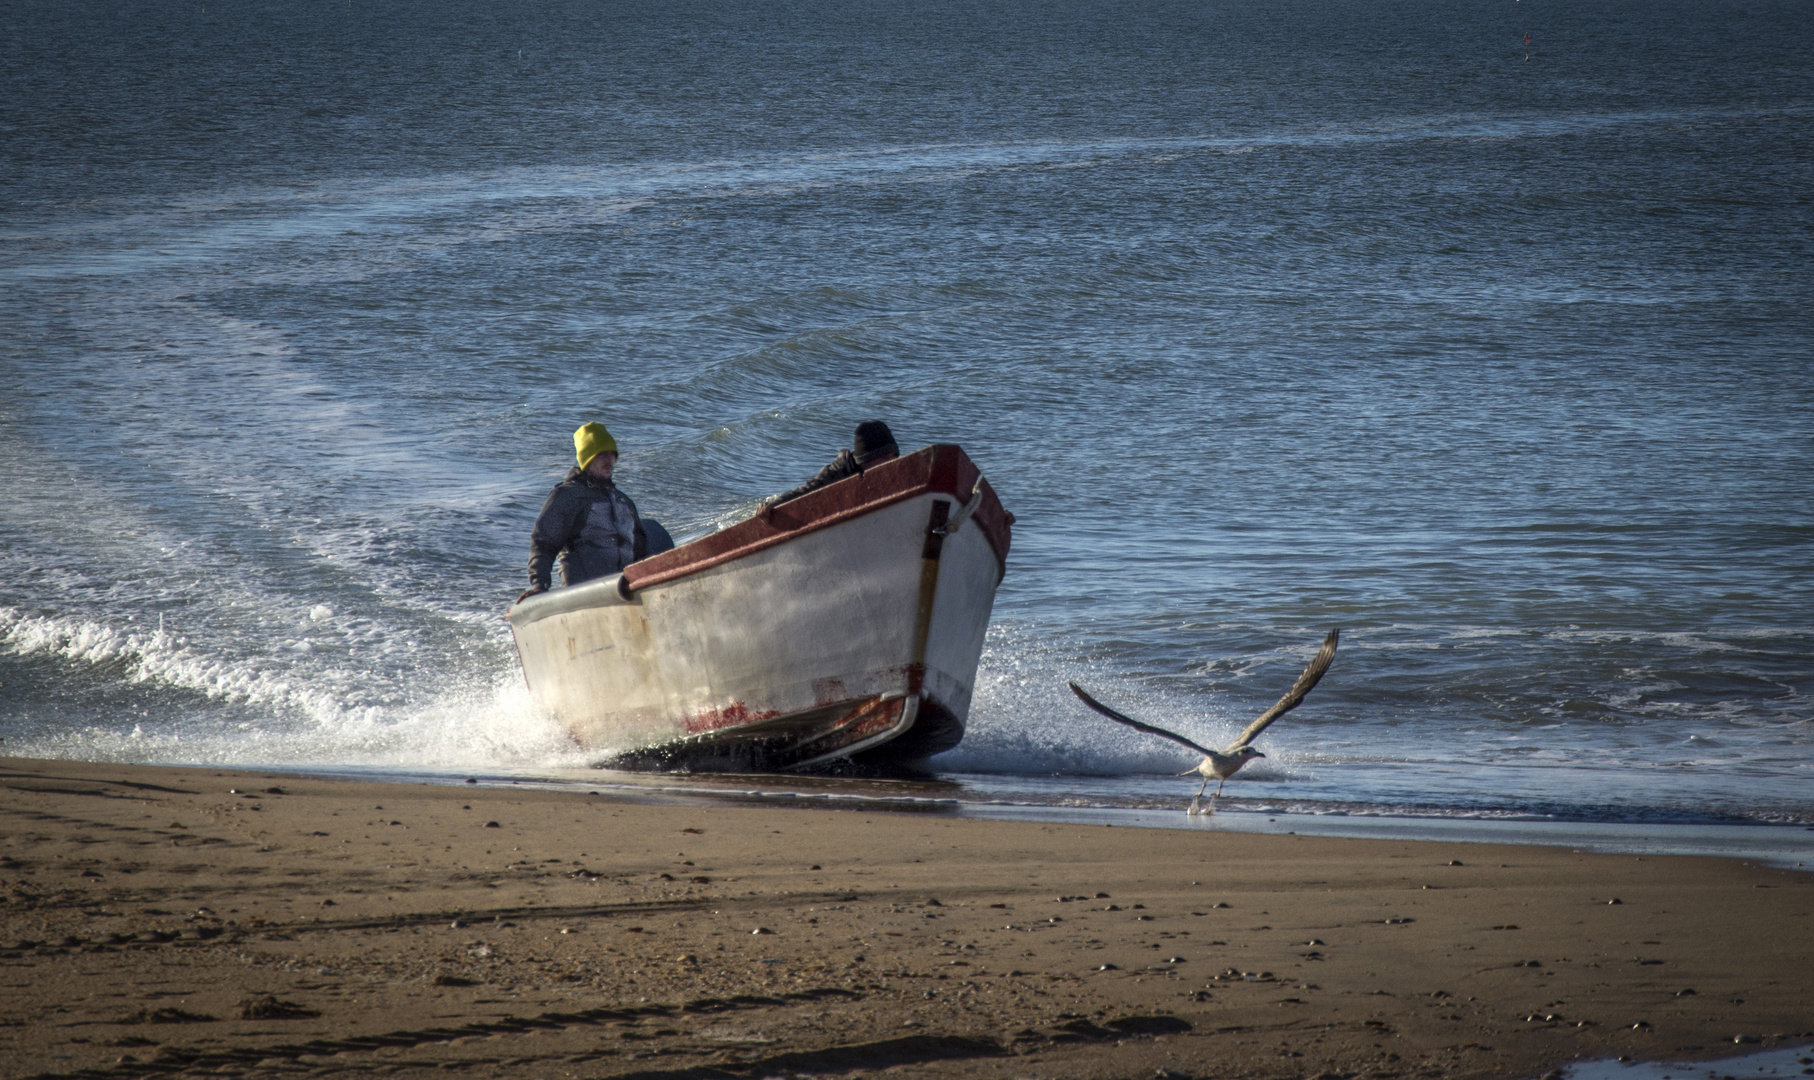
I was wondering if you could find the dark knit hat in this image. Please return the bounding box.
[852,420,898,465]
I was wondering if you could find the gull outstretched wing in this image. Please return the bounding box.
[1224,628,1340,753]
[1068,682,1216,758]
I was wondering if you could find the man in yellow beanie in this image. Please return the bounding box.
[518,423,647,603]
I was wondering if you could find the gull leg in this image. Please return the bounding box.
[1188,775,1210,816]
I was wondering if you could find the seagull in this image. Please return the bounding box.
[1068,628,1340,815]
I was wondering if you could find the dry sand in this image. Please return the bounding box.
[2,756,1809,1080]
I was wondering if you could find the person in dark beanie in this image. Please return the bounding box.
[516,422,648,604]
[765,420,900,507]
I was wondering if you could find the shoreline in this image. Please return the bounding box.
[54,759,1814,868]
[3,755,1811,1080]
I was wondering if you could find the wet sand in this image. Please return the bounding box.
[2,756,1809,1080]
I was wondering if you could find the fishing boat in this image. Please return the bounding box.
[506,444,1012,772]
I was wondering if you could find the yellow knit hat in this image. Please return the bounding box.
[574,422,618,471]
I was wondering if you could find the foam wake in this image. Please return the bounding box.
[0,606,585,770]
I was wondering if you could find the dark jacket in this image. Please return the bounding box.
[528,469,648,589]
[772,449,866,506]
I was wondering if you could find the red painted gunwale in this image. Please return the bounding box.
[621,444,1011,594]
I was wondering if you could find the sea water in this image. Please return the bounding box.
[2,0,1810,838]
[1560,1045,1814,1080]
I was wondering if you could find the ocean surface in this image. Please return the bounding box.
[4,0,1811,836]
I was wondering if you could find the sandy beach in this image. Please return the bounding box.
[2,756,1808,1080]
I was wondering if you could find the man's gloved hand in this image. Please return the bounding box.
[515,584,548,605]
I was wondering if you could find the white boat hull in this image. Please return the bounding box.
[507,445,1010,771]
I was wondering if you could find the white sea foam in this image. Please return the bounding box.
[0,605,582,770]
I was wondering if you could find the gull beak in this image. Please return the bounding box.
[1250,749,1266,758]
